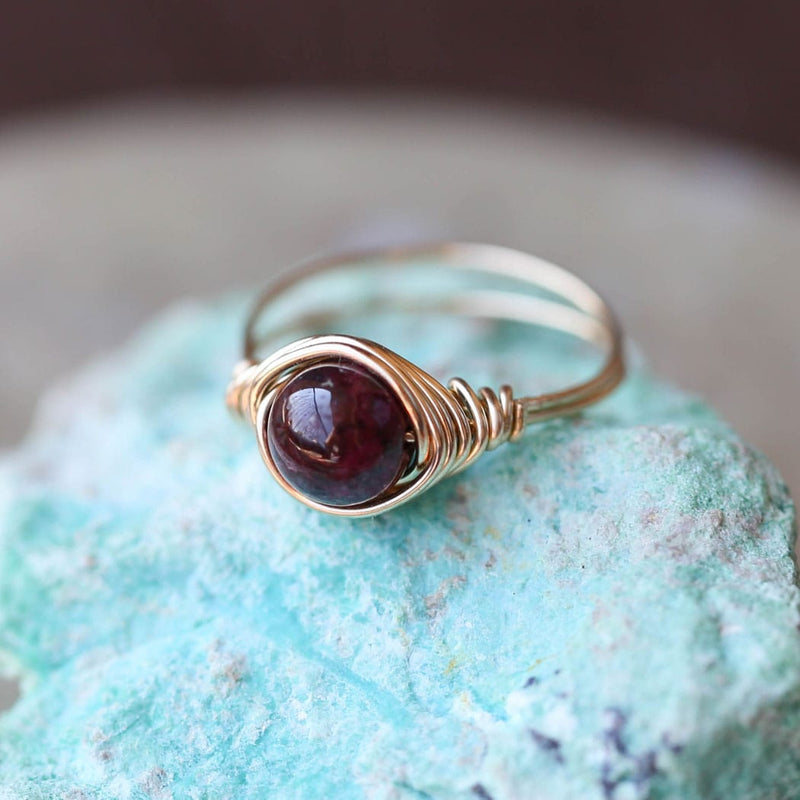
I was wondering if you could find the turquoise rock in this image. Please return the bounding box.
[0,295,798,799]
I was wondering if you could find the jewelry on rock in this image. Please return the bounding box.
[227,242,625,517]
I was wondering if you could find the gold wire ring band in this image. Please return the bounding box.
[227,242,625,517]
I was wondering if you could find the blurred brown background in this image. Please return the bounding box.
[2,1,799,162]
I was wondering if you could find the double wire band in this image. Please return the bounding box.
[227,242,625,517]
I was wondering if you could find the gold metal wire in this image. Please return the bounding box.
[227,242,625,517]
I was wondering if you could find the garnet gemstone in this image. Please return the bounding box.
[266,361,410,506]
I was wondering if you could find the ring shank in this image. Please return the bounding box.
[243,242,625,426]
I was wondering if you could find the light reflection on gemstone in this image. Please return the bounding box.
[281,387,334,455]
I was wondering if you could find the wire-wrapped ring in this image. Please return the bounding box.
[227,242,625,517]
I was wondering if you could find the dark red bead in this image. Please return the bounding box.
[266,360,410,507]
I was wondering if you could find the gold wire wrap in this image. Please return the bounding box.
[227,242,625,517]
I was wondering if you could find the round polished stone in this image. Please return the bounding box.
[266,361,410,507]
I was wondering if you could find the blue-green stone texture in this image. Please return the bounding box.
[0,295,798,800]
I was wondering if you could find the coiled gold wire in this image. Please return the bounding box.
[227,242,625,517]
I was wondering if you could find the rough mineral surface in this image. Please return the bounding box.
[0,297,798,800]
